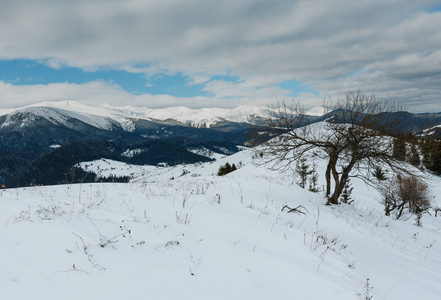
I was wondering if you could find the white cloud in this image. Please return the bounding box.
[0,80,282,109]
[202,79,290,99]
[0,0,440,110]
[187,75,211,86]
[0,81,129,108]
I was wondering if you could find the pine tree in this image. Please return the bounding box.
[409,144,420,167]
[422,139,441,175]
[430,142,441,175]
[295,157,311,188]
[421,139,432,169]
[340,178,354,204]
[217,162,237,176]
[420,140,432,168]
[392,137,406,161]
[372,166,386,181]
[308,163,320,193]
[225,162,232,173]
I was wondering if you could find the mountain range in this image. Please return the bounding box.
[0,101,272,129]
[0,101,273,186]
[1,101,440,187]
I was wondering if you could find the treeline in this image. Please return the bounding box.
[97,174,131,183]
[2,138,218,188]
[393,133,441,175]
[4,141,120,188]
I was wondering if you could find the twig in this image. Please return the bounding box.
[73,232,87,252]
[282,204,308,215]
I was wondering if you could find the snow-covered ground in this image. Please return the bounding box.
[2,148,441,299]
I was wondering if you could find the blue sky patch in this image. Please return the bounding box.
[277,80,320,97]
[0,59,319,101]
[428,5,441,12]
[0,59,213,98]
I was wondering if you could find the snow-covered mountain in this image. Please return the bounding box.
[0,101,273,129]
[0,106,122,131]
[0,100,330,129]
[2,101,441,134]
[0,102,267,185]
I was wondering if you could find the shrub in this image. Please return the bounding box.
[381,174,431,220]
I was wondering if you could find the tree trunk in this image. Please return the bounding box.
[328,159,356,205]
[325,161,331,197]
[327,155,340,205]
[396,203,406,219]
[328,172,342,204]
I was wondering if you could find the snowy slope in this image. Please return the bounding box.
[2,145,441,299]
[0,105,120,131]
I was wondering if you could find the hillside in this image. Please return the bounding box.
[1,146,441,299]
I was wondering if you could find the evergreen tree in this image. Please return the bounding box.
[409,144,420,167]
[372,166,386,181]
[392,137,406,161]
[421,139,441,175]
[217,162,237,176]
[295,157,311,188]
[340,178,354,204]
[308,163,320,193]
[421,139,432,169]
[225,162,232,173]
[430,142,441,175]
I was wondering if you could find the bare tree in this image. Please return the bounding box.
[261,91,414,205]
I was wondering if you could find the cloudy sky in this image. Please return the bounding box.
[0,0,440,111]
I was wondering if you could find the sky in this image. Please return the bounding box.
[0,0,440,111]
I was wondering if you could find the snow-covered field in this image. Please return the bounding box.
[2,148,441,299]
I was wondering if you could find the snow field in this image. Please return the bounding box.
[1,148,441,299]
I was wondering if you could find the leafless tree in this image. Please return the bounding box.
[261,91,415,205]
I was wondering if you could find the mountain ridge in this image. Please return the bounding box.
[0,101,274,129]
